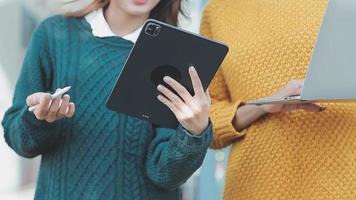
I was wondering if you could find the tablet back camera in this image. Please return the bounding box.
[145,23,161,37]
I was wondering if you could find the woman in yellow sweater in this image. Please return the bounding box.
[202,0,356,199]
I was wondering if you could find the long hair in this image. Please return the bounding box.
[65,0,185,26]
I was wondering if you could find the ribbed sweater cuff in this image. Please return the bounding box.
[210,101,246,148]
[214,102,240,132]
[175,122,213,151]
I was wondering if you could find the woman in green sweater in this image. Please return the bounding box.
[1,0,212,199]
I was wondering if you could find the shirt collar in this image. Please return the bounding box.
[85,8,142,43]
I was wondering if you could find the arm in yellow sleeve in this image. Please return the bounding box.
[208,69,245,149]
[200,6,246,149]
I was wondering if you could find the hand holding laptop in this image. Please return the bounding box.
[247,0,356,105]
[233,80,326,132]
[259,80,325,113]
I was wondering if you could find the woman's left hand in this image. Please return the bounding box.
[157,66,211,135]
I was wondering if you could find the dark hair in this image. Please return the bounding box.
[65,0,185,26]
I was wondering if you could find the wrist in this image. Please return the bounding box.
[258,105,270,114]
[258,105,276,115]
[181,120,211,137]
[188,121,209,136]
[232,104,266,132]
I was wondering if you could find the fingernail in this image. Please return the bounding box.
[163,76,170,82]
[157,85,162,90]
[189,66,195,72]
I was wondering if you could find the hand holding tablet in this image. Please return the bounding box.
[156,66,211,135]
[106,19,228,128]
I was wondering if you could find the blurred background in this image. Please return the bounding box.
[0,0,229,199]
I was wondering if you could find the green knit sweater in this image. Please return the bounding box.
[2,15,212,200]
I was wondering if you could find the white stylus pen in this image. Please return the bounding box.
[28,86,72,112]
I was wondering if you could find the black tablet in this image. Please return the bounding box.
[106,19,229,128]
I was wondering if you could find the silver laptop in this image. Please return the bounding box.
[247,0,356,105]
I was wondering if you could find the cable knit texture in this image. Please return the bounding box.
[202,0,356,199]
[2,15,212,200]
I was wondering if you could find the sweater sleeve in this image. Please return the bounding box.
[1,19,60,158]
[145,123,212,190]
[200,4,246,149]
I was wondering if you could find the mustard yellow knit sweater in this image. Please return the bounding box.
[202,0,356,199]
